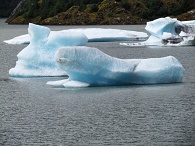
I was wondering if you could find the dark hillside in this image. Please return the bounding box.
[0,0,21,18]
[5,0,195,25]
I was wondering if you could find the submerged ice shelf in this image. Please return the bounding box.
[47,46,185,88]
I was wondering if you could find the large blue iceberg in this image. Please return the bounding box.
[47,46,185,88]
[121,17,195,46]
[4,28,148,44]
[9,23,88,77]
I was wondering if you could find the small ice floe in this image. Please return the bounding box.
[120,17,195,47]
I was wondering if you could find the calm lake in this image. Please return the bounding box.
[0,19,194,145]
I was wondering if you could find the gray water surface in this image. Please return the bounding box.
[0,19,195,146]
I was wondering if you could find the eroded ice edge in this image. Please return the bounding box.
[9,23,88,77]
[4,28,148,44]
[120,17,195,47]
[47,46,185,88]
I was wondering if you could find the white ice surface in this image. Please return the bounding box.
[47,46,185,87]
[4,28,148,44]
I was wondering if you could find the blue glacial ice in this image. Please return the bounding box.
[4,28,148,44]
[9,23,88,77]
[120,17,195,47]
[47,46,185,88]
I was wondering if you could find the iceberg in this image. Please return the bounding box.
[47,46,185,88]
[120,17,195,46]
[9,23,88,77]
[4,28,148,44]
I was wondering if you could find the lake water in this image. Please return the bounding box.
[0,19,194,146]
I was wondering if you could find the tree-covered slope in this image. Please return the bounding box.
[6,0,195,25]
[0,0,21,17]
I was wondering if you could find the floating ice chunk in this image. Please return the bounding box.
[47,46,185,87]
[145,17,182,38]
[9,23,88,77]
[4,28,148,44]
[120,17,195,47]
